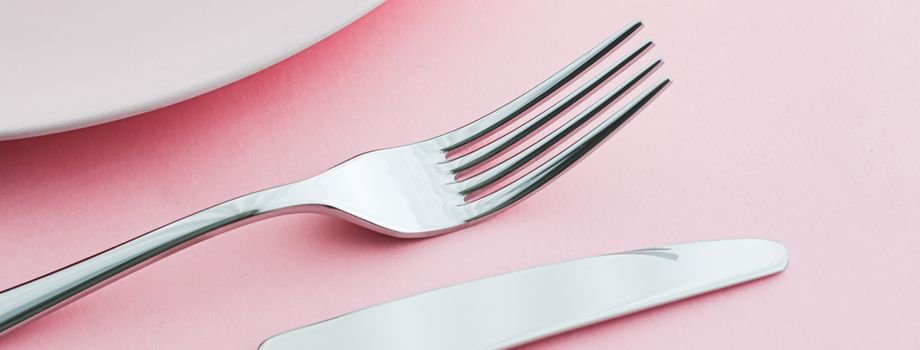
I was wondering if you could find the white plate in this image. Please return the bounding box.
[0,0,383,140]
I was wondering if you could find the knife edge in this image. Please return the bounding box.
[261,238,788,350]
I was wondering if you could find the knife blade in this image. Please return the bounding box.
[260,238,788,349]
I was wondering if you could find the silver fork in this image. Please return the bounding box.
[0,21,669,335]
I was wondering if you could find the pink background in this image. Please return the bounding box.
[2,0,920,348]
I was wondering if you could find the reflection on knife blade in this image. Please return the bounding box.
[261,238,788,350]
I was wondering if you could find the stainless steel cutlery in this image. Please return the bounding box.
[0,21,669,334]
[261,239,789,349]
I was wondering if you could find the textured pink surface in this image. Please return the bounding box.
[2,0,920,348]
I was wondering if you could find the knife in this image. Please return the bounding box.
[260,238,788,349]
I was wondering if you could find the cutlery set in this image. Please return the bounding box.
[0,21,787,348]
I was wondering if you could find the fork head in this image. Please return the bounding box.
[302,21,670,238]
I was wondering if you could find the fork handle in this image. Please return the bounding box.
[0,181,314,335]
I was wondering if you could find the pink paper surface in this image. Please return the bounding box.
[2,0,919,348]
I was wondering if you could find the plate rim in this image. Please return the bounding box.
[0,0,384,141]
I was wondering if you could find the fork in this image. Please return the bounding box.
[0,20,669,335]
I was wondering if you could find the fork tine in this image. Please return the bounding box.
[452,59,662,195]
[432,21,643,151]
[462,78,671,220]
[445,42,653,173]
